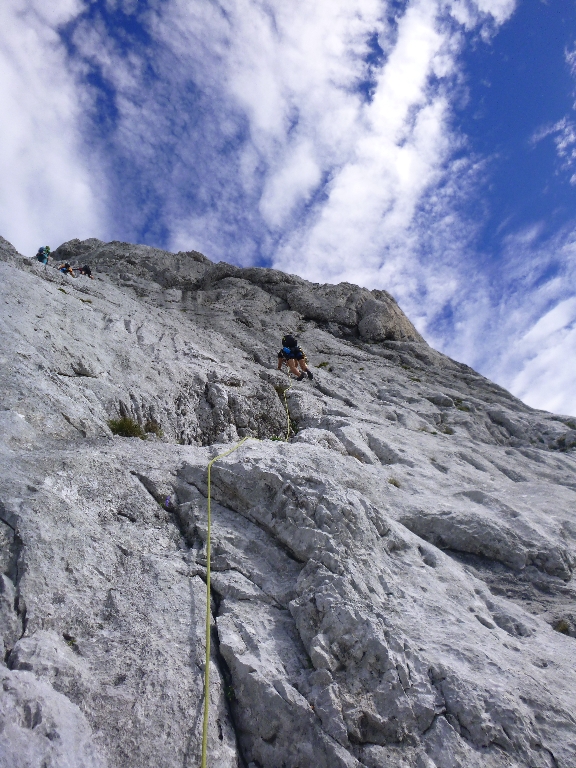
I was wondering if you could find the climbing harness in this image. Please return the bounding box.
[201,381,295,765]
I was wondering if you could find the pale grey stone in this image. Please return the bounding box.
[1,235,576,768]
[0,667,106,768]
[293,427,348,454]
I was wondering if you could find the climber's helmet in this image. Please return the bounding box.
[282,334,298,350]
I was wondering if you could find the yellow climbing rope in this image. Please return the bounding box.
[201,380,294,766]
[282,381,293,441]
[201,436,251,768]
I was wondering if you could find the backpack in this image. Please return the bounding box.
[282,334,298,350]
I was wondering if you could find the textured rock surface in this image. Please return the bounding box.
[1,235,575,767]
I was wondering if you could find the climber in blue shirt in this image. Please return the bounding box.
[277,334,313,381]
[35,246,51,264]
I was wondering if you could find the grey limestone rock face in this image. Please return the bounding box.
[0,666,106,768]
[1,236,576,767]
[51,238,423,343]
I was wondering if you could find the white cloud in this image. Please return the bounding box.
[16,0,513,276]
[531,46,576,186]
[0,0,104,255]
[532,117,576,184]
[520,297,576,345]
[565,42,576,78]
[509,331,576,415]
[473,0,516,25]
[259,0,494,321]
[439,227,576,416]
[259,141,322,228]
[139,0,513,270]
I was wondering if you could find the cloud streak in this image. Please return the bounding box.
[0,0,103,254]
[469,228,576,416]
[56,0,513,271]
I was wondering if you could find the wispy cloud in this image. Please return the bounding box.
[50,0,515,267]
[443,34,576,415]
[565,42,576,78]
[1,0,518,268]
[532,118,576,184]
[471,228,576,415]
[530,43,576,185]
[0,1,104,254]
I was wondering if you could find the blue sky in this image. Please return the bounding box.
[3,0,576,415]
[461,0,576,252]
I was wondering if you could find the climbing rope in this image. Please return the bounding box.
[201,379,295,765]
[282,381,293,441]
[201,436,252,768]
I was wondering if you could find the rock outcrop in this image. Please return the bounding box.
[1,236,575,768]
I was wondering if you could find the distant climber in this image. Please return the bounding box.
[77,265,94,279]
[58,262,75,277]
[278,334,313,381]
[35,246,51,264]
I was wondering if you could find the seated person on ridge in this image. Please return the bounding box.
[58,263,75,277]
[77,265,94,279]
[277,335,313,381]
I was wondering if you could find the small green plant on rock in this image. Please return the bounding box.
[283,417,299,438]
[554,619,571,635]
[144,419,163,437]
[108,416,146,438]
[388,477,401,488]
[317,361,330,368]
[63,633,79,653]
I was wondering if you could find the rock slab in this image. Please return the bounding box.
[1,235,575,768]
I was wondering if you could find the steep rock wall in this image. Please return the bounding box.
[1,236,575,768]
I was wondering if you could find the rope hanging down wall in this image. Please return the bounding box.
[282,382,293,441]
[201,436,251,768]
[201,381,293,766]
